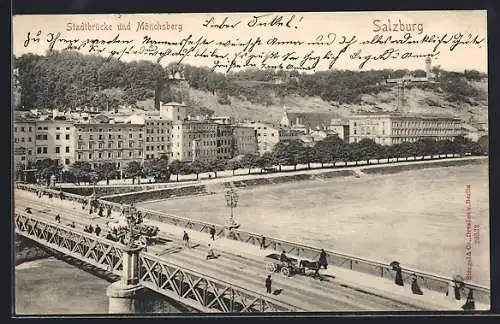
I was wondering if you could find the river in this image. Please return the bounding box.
[15,257,186,315]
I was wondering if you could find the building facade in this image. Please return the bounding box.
[75,122,144,170]
[239,122,280,155]
[144,116,172,160]
[348,114,463,145]
[160,102,188,122]
[232,126,258,156]
[13,120,37,168]
[171,121,218,163]
[216,124,234,160]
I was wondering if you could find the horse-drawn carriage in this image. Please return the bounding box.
[265,253,320,277]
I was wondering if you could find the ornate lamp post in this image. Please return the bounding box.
[123,204,139,249]
[224,187,239,238]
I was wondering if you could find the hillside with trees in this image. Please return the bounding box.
[14,51,488,126]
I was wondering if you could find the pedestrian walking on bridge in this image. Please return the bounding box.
[210,225,216,240]
[182,231,190,248]
[319,249,328,269]
[95,224,101,237]
[88,224,94,234]
[265,275,272,294]
[107,205,112,218]
[206,244,216,260]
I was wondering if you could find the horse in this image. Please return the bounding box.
[299,260,320,270]
[299,260,322,278]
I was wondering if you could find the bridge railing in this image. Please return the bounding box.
[15,184,491,304]
[138,252,304,313]
[14,212,124,276]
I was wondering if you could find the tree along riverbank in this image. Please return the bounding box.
[98,156,486,204]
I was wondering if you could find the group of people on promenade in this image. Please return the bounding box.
[82,198,113,219]
[392,261,476,310]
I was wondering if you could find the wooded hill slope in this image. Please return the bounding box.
[13,51,488,126]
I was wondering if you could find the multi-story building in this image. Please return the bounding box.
[75,122,144,170]
[328,118,350,142]
[239,121,280,155]
[13,118,37,168]
[171,120,218,163]
[160,102,188,122]
[280,110,343,133]
[279,128,304,142]
[232,126,258,156]
[13,118,76,169]
[348,113,462,145]
[216,124,234,160]
[144,116,172,160]
[35,120,77,167]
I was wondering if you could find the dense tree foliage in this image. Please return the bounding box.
[14,51,486,111]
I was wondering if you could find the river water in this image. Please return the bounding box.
[14,257,186,315]
[15,161,490,314]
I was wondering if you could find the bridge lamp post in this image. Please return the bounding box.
[107,203,144,314]
[224,187,239,238]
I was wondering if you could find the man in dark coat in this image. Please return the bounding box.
[265,275,272,293]
[280,251,288,263]
[95,224,101,236]
[319,249,328,269]
[210,226,216,240]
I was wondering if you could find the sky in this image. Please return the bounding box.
[12,11,488,73]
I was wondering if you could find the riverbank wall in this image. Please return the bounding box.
[99,156,487,204]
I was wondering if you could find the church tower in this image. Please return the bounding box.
[280,105,290,128]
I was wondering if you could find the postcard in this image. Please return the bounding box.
[13,10,489,315]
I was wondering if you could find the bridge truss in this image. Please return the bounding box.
[138,253,301,313]
[14,212,303,313]
[15,213,124,275]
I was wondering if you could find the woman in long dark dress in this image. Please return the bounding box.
[411,274,423,295]
[394,264,404,286]
[462,289,475,310]
[319,249,328,269]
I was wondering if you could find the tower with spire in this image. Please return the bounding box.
[280,105,290,128]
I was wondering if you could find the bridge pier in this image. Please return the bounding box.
[106,281,143,314]
[107,245,144,314]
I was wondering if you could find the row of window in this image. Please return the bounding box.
[78,128,143,133]
[393,129,460,135]
[146,145,166,151]
[146,128,170,134]
[14,127,33,132]
[392,122,460,128]
[54,147,71,153]
[77,141,143,149]
[77,151,143,160]
[146,137,168,142]
[79,134,141,140]
[190,140,216,147]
